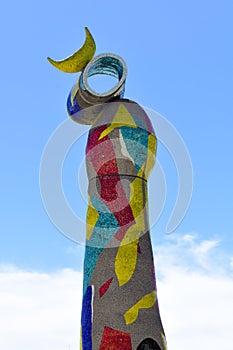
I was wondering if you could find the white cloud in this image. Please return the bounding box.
[157,267,233,350]
[155,233,225,274]
[0,266,82,350]
[0,235,233,350]
[190,238,220,269]
[155,234,233,350]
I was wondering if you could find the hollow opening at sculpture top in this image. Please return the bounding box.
[81,53,127,98]
[87,74,119,94]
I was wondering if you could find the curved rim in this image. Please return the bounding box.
[81,53,127,98]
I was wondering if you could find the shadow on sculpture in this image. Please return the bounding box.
[137,338,161,350]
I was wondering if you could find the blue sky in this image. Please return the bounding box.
[0,1,233,349]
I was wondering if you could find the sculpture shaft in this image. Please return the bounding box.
[68,98,167,349]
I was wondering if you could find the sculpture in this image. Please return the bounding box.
[48,28,167,350]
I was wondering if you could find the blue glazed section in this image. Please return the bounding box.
[67,91,82,116]
[81,286,93,350]
[83,246,103,295]
[121,126,148,174]
[83,195,119,294]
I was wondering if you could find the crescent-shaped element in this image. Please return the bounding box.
[47,27,96,73]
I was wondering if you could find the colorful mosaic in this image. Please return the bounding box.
[48,26,167,348]
[67,97,167,349]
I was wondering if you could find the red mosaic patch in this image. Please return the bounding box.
[100,326,132,350]
[99,277,114,298]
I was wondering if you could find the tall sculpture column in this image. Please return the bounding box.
[48,29,167,350]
